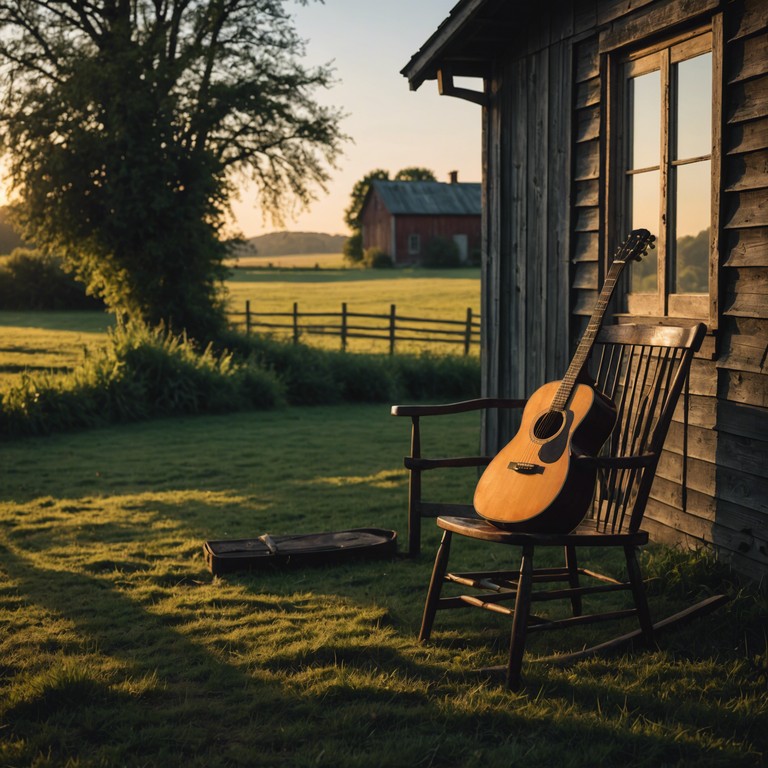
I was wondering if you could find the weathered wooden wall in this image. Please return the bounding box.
[481,0,767,580]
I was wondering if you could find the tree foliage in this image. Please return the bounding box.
[394,167,436,182]
[343,169,390,232]
[0,0,345,339]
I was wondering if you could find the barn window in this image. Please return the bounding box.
[614,27,720,322]
[408,233,421,255]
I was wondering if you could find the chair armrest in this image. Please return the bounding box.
[391,397,526,418]
[573,453,657,470]
[405,456,493,471]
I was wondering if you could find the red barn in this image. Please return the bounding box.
[360,174,481,265]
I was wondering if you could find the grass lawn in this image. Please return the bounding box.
[1,404,766,767]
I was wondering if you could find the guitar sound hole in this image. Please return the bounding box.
[533,410,565,440]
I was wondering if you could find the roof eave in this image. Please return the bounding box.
[400,0,491,91]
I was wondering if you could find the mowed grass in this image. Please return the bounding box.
[0,311,114,391]
[1,405,766,767]
[228,252,346,269]
[0,266,480,390]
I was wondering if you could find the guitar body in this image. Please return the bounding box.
[474,380,617,533]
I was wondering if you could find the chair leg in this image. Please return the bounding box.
[419,530,452,642]
[506,543,534,691]
[564,545,582,617]
[624,545,654,646]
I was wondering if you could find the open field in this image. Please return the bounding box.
[1,405,766,767]
[0,268,480,390]
[228,252,346,269]
[0,311,113,392]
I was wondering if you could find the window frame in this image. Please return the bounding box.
[408,233,421,256]
[605,19,723,328]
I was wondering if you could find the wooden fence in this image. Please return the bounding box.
[229,301,481,355]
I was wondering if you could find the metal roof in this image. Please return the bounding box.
[370,180,481,216]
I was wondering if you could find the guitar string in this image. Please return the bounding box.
[513,232,651,471]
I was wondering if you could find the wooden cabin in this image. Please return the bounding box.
[360,177,481,265]
[403,0,767,581]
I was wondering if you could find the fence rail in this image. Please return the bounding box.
[229,301,481,355]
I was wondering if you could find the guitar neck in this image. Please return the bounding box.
[552,258,628,410]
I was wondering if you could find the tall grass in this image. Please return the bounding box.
[0,324,480,437]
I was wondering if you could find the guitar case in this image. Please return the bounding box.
[204,528,397,575]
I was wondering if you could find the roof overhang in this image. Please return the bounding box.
[401,0,523,97]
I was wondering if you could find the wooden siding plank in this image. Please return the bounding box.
[572,231,599,262]
[572,289,598,316]
[598,0,719,52]
[672,393,718,430]
[574,139,600,180]
[575,76,600,109]
[727,74,768,123]
[574,179,600,207]
[575,104,600,143]
[716,316,768,373]
[716,399,768,440]
[574,206,600,232]
[574,37,599,83]
[727,31,768,84]
[718,368,768,407]
[726,116,768,155]
[724,148,768,191]
[727,0,768,43]
[723,227,768,265]
[545,39,572,382]
[573,261,598,290]
[723,265,768,296]
[723,291,768,319]
[526,46,548,395]
[723,188,768,228]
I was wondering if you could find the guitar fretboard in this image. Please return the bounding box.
[550,238,645,411]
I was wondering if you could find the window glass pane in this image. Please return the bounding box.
[629,69,660,170]
[629,170,659,292]
[673,160,710,293]
[675,53,712,160]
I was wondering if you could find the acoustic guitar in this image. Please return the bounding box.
[474,228,656,533]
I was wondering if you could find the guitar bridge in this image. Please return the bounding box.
[507,461,541,474]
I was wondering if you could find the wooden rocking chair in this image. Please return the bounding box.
[392,323,727,690]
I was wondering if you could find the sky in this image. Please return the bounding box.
[229,0,482,238]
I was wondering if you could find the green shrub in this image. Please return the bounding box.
[421,237,460,268]
[0,324,284,437]
[362,247,393,269]
[343,232,363,265]
[216,331,479,406]
[0,248,103,310]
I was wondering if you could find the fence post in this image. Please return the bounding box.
[464,307,473,355]
[293,301,299,344]
[389,304,396,355]
[341,302,348,352]
[245,300,252,335]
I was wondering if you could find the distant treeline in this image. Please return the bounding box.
[235,231,345,257]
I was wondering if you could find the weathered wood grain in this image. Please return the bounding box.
[724,148,768,192]
[726,116,768,155]
[723,188,768,228]
[727,31,768,83]
[727,74,768,123]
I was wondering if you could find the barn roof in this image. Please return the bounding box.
[370,180,481,216]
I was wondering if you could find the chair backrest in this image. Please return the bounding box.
[586,323,706,534]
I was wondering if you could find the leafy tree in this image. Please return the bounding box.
[343,169,390,232]
[0,0,345,340]
[343,231,363,265]
[394,167,437,182]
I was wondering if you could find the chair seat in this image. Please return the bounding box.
[437,515,649,547]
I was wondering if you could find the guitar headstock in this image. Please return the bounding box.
[615,228,656,263]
